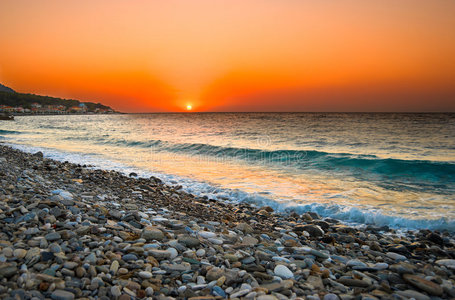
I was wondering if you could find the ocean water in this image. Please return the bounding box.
[1,113,455,231]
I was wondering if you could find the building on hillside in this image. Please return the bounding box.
[0,105,14,112]
[31,103,42,108]
[95,108,114,113]
[79,103,87,112]
[69,106,84,113]
[44,105,66,114]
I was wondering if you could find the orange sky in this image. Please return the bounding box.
[1,0,454,112]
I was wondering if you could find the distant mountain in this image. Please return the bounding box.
[0,83,15,93]
[0,83,116,113]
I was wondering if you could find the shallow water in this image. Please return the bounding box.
[1,113,455,231]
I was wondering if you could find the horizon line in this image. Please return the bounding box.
[123,111,455,114]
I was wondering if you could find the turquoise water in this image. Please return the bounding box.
[1,113,455,230]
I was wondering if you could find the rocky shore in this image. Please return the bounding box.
[0,144,455,300]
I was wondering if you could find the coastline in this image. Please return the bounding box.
[7,112,123,117]
[1,144,454,299]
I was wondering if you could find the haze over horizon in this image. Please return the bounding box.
[1,0,455,113]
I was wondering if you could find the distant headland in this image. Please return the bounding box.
[0,83,118,115]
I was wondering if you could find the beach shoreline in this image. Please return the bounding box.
[1,144,455,299]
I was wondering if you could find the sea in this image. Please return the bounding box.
[1,113,455,231]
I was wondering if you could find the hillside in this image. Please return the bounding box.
[0,83,15,93]
[0,83,115,112]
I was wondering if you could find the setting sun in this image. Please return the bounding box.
[186,105,192,111]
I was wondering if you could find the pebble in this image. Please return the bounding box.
[122,253,138,261]
[118,268,128,275]
[110,260,119,274]
[2,247,13,257]
[346,259,367,268]
[212,285,226,297]
[178,236,200,247]
[142,227,164,241]
[199,231,217,238]
[50,290,75,300]
[386,252,407,261]
[111,285,122,297]
[373,262,389,270]
[196,249,205,257]
[63,262,78,269]
[295,224,324,237]
[323,293,339,300]
[403,274,443,296]
[49,243,61,253]
[145,287,154,296]
[13,249,27,259]
[84,253,97,264]
[436,259,455,269]
[338,277,370,288]
[138,271,153,279]
[230,289,250,298]
[208,237,223,245]
[274,264,294,279]
[396,290,430,300]
[166,247,178,259]
[45,232,61,241]
[148,249,171,259]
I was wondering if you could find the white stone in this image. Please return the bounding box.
[111,286,122,297]
[138,271,153,279]
[145,287,154,296]
[191,284,208,290]
[166,247,178,259]
[274,264,294,279]
[198,231,216,239]
[59,191,73,200]
[208,238,223,245]
[197,275,206,284]
[436,259,455,270]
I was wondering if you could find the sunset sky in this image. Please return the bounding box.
[1,0,455,112]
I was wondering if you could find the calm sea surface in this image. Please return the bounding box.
[1,113,455,231]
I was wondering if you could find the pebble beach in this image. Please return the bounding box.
[1,144,455,300]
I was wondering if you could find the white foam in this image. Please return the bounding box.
[6,142,455,232]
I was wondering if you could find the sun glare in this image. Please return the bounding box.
[186,105,192,111]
